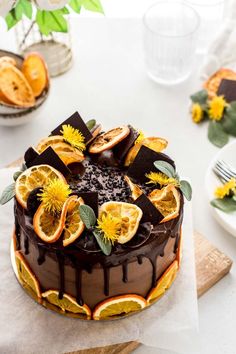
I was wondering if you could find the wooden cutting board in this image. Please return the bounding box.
[8,160,233,354]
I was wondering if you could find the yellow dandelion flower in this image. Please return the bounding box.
[146,171,179,187]
[191,103,203,123]
[38,178,71,214]
[61,124,86,151]
[97,213,121,244]
[208,96,228,121]
[135,131,145,144]
[214,178,236,199]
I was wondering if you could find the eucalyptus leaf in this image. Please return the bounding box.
[93,230,112,255]
[21,163,27,171]
[36,9,68,35]
[81,0,104,13]
[69,0,81,13]
[79,204,97,229]
[86,119,96,130]
[18,0,32,19]
[208,121,229,148]
[0,183,16,205]
[5,11,19,30]
[154,160,176,178]
[211,198,236,213]
[13,171,22,181]
[190,89,208,105]
[222,105,236,136]
[180,180,192,201]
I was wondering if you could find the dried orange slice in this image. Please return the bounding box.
[87,123,102,144]
[0,90,12,105]
[33,197,68,243]
[149,185,180,223]
[15,164,66,209]
[124,176,143,200]
[0,64,35,107]
[63,195,85,247]
[93,294,147,320]
[0,56,16,67]
[124,137,168,166]
[99,201,143,244]
[36,136,84,165]
[89,126,130,153]
[22,52,48,97]
[176,232,183,268]
[203,68,236,98]
[15,251,41,298]
[42,290,91,318]
[147,260,178,304]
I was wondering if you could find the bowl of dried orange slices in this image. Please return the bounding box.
[0,49,49,126]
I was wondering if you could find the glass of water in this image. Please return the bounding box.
[143,1,200,85]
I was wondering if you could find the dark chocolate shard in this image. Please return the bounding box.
[24,147,39,167]
[124,222,152,249]
[127,145,175,183]
[113,125,138,161]
[90,150,119,167]
[217,79,236,103]
[29,146,70,176]
[51,111,93,143]
[72,191,98,217]
[134,193,163,225]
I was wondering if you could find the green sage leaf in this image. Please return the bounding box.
[211,198,236,213]
[93,230,112,256]
[208,121,229,148]
[190,89,208,105]
[222,102,236,136]
[0,183,16,205]
[79,204,97,229]
[86,119,96,130]
[154,160,176,178]
[180,180,192,201]
[13,171,22,181]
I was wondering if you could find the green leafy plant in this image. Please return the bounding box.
[190,89,236,148]
[5,0,104,35]
[211,178,236,213]
[154,160,192,201]
[79,204,112,256]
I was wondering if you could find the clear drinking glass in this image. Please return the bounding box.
[143,1,200,85]
[186,0,225,53]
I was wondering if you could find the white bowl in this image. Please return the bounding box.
[205,140,236,237]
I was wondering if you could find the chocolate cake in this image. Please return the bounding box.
[2,112,189,320]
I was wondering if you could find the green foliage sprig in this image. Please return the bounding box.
[5,0,104,35]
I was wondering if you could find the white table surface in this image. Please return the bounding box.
[0,17,236,354]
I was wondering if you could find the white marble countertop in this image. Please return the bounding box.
[0,17,235,354]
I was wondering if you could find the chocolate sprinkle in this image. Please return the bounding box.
[51,111,93,143]
[134,194,163,225]
[217,79,236,103]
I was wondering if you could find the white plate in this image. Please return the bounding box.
[205,140,236,237]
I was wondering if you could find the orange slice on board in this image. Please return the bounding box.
[93,294,147,320]
[15,164,66,209]
[15,251,41,298]
[36,135,84,165]
[99,201,143,244]
[203,68,236,99]
[124,137,168,167]
[63,195,85,247]
[148,184,180,223]
[0,64,35,107]
[22,52,48,97]
[89,126,130,153]
[42,290,91,318]
[147,260,178,304]
[124,175,143,200]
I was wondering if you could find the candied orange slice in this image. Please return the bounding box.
[147,260,178,304]
[89,126,130,153]
[36,135,84,165]
[22,52,48,97]
[93,294,147,320]
[124,176,143,200]
[124,137,168,166]
[149,185,180,223]
[99,201,142,244]
[15,251,41,298]
[176,232,183,268]
[0,64,35,107]
[63,195,85,247]
[203,68,236,98]
[42,290,91,318]
[15,164,66,209]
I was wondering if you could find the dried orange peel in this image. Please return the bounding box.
[147,260,178,304]
[93,294,147,320]
[89,126,130,153]
[63,195,85,247]
[149,184,180,223]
